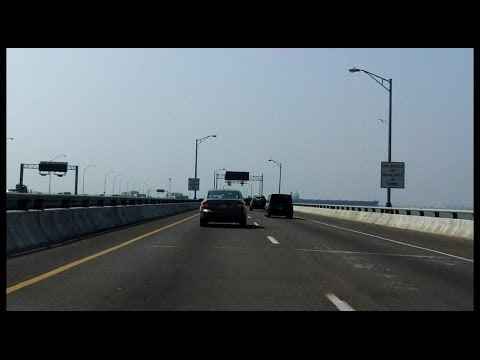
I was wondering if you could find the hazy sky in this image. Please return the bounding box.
[6,48,473,208]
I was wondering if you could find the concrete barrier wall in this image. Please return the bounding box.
[7,203,199,255]
[294,206,473,240]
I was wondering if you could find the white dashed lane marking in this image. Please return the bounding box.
[326,293,355,311]
[267,236,280,244]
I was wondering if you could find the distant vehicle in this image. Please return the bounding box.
[200,189,247,227]
[244,196,252,205]
[250,195,266,211]
[265,194,293,218]
[14,184,28,193]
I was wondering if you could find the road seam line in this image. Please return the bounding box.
[295,248,451,259]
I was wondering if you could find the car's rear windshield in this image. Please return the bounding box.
[270,194,292,204]
[207,191,242,199]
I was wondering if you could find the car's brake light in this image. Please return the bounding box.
[201,200,209,209]
[237,201,245,209]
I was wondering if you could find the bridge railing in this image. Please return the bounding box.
[6,193,199,211]
[293,203,474,220]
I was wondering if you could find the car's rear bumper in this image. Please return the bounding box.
[200,209,246,223]
[268,208,293,216]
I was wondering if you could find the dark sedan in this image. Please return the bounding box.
[200,189,247,227]
[250,195,266,211]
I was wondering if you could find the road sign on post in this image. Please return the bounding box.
[381,162,405,188]
[188,178,200,191]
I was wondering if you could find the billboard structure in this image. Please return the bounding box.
[225,171,249,181]
[38,161,69,174]
[19,163,79,194]
[216,171,263,195]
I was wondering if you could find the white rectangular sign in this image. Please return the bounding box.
[381,162,405,189]
[188,178,200,191]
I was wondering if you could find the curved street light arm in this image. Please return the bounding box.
[363,70,390,92]
[197,134,217,145]
[268,159,281,167]
[350,67,390,92]
[50,154,67,161]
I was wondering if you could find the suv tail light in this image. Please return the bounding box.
[201,200,210,209]
[237,201,245,209]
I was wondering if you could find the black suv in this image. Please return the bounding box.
[265,194,293,218]
[250,195,266,210]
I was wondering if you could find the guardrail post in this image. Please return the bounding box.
[18,199,28,210]
[33,198,44,210]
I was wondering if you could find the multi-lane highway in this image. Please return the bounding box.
[7,209,473,310]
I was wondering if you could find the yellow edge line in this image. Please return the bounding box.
[7,213,199,294]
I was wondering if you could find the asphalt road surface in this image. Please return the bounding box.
[7,209,473,310]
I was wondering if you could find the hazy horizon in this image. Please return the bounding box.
[6,48,473,209]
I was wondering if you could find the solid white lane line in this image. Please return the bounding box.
[326,293,355,311]
[267,236,280,244]
[254,222,260,226]
[295,248,450,259]
[298,217,473,263]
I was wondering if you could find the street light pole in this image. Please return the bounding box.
[104,171,115,195]
[113,174,123,195]
[49,154,66,194]
[127,179,135,195]
[268,159,282,193]
[82,164,96,195]
[213,168,225,189]
[349,67,393,207]
[194,134,217,199]
[133,180,141,194]
[118,177,127,196]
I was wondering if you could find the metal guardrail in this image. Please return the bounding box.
[293,203,474,220]
[6,193,200,211]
